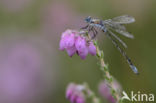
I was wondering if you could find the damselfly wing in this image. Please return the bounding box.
[103,15,135,38]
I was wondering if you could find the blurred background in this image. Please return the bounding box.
[0,0,155,103]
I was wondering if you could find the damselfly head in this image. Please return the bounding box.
[85,16,92,23]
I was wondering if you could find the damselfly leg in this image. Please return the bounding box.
[81,25,98,39]
[81,25,89,29]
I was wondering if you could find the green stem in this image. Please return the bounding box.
[94,41,121,103]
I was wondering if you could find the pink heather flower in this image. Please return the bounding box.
[75,36,88,59]
[66,46,77,57]
[64,33,75,48]
[88,42,96,56]
[66,83,76,99]
[76,96,85,103]
[75,36,87,52]
[99,80,122,103]
[61,29,72,38]
[59,29,96,59]
[59,37,66,51]
[59,30,76,51]
[66,83,85,103]
[78,49,88,60]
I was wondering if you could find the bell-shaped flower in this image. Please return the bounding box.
[88,42,96,56]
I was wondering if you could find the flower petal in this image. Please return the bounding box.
[66,46,77,57]
[75,36,88,59]
[61,29,72,38]
[75,36,87,52]
[76,96,85,103]
[64,33,75,48]
[66,83,76,99]
[59,39,66,51]
[88,42,96,56]
[78,49,88,60]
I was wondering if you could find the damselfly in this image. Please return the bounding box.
[82,15,139,74]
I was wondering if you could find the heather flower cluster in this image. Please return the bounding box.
[59,29,96,59]
[60,29,123,103]
[66,83,86,103]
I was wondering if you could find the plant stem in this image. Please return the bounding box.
[94,41,121,103]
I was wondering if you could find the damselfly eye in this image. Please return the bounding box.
[85,16,91,23]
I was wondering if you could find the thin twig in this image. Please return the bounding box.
[94,41,121,103]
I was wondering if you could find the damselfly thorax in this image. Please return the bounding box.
[87,18,107,32]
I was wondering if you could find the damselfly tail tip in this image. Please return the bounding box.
[130,65,139,75]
